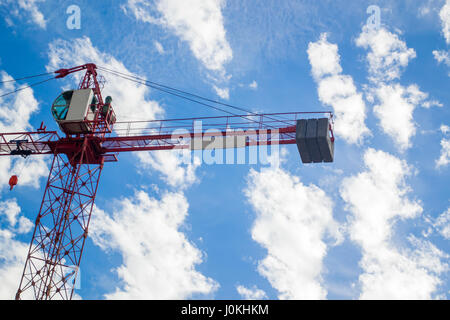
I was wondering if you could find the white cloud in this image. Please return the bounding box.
[90,190,218,299]
[236,285,267,300]
[124,0,232,76]
[123,0,232,97]
[433,50,450,66]
[249,81,258,90]
[417,0,446,17]
[0,71,49,191]
[0,198,34,299]
[244,165,341,300]
[433,50,450,76]
[440,0,450,44]
[136,150,200,190]
[0,198,33,235]
[436,124,450,167]
[46,37,164,123]
[2,0,47,29]
[154,40,165,54]
[0,72,39,132]
[0,229,29,299]
[340,148,447,299]
[308,33,370,145]
[356,26,416,82]
[19,0,46,29]
[373,84,438,150]
[213,85,230,100]
[356,27,441,150]
[425,207,450,240]
[308,34,343,80]
[0,198,21,226]
[0,72,50,299]
[434,208,450,239]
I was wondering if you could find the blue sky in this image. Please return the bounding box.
[0,0,449,300]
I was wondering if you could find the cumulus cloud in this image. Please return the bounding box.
[436,124,450,167]
[0,71,49,191]
[433,50,450,76]
[308,35,343,80]
[136,150,200,190]
[244,165,341,299]
[2,0,47,29]
[249,81,258,90]
[341,148,448,299]
[357,27,442,150]
[124,0,232,74]
[46,37,164,123]
[434,208,450,239]
[0,71,51,299]
[307,33,370,144]
[90,190,218,299]
[213,85,230,100]
[0,198,34,299]
[154,40,165,54]
[424,207,450,240]
[356,26,416,83]
[0,198,33,235]
[433,50,450,66]
[440,0,450,44]
[373,84,440,150]
[123,0,232,96]
[236,285,267,300]
[0,72,39,132]
[19,0,46,28]
[0,229,29,299]
[0,199,21,226]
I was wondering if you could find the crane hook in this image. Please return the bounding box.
[9,175,18,191]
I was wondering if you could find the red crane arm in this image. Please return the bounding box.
[101,126,296,153]
[0,131,59,156]
[0,112,332,159]
[101,112,304,153]
[54,63,97,79]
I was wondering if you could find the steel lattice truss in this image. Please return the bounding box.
[16,143,103,299]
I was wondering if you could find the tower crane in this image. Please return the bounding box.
[0,63,334,300]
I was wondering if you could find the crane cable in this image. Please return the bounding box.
[97,66,307,134]
[99,67,243,117]
[0,67,332,137]
[0,71,54,84]
[100,68,298,137]
[98,66,334,135]
[0,77,56,99]
[98,66,274,117]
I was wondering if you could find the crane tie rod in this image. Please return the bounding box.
[97,66,327,136]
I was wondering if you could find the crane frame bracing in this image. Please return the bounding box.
[0,63,334,300]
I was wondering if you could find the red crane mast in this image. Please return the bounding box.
[0,64,334,300]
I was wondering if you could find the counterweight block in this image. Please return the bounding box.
[296,118,334,163]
